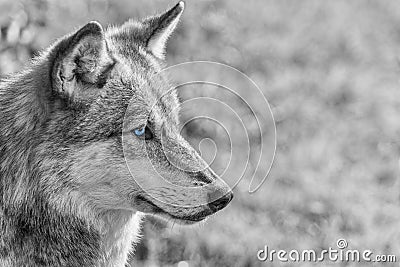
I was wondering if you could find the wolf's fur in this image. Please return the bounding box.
[0,2,233,266]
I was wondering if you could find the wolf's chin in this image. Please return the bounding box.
[155,213,208,226]
[135,195,210,225]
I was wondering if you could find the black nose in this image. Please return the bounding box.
[207,191,233,213]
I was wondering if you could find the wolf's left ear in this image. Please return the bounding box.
[142,1,185,59]
[51,21,113,100]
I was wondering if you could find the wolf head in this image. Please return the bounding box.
[42,1,232,224]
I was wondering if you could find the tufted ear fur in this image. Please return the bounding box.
[143,1,185,59]
[115,2,184,60]
[51,21,114,101]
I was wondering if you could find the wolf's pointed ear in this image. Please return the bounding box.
[142,1,185,59]
[51,21,113,100]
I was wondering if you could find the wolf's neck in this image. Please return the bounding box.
[0,62,52,205]
[98,210,143,266]
[46,193,144,266]
[5,201,144,266]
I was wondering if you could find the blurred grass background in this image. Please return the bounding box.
[2,0,400,266]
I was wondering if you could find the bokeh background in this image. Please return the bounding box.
[1,0,400,266]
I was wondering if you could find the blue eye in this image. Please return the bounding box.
[134,127,146,136]
[133,125,154,140]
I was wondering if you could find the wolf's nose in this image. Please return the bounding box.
[207,191,233,213]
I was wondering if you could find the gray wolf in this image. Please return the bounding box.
[0,2,233,266]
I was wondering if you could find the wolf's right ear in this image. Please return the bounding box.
[143,1,185,60]
[51,21,113,101]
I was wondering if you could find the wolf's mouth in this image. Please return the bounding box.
[135,195,212,224]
